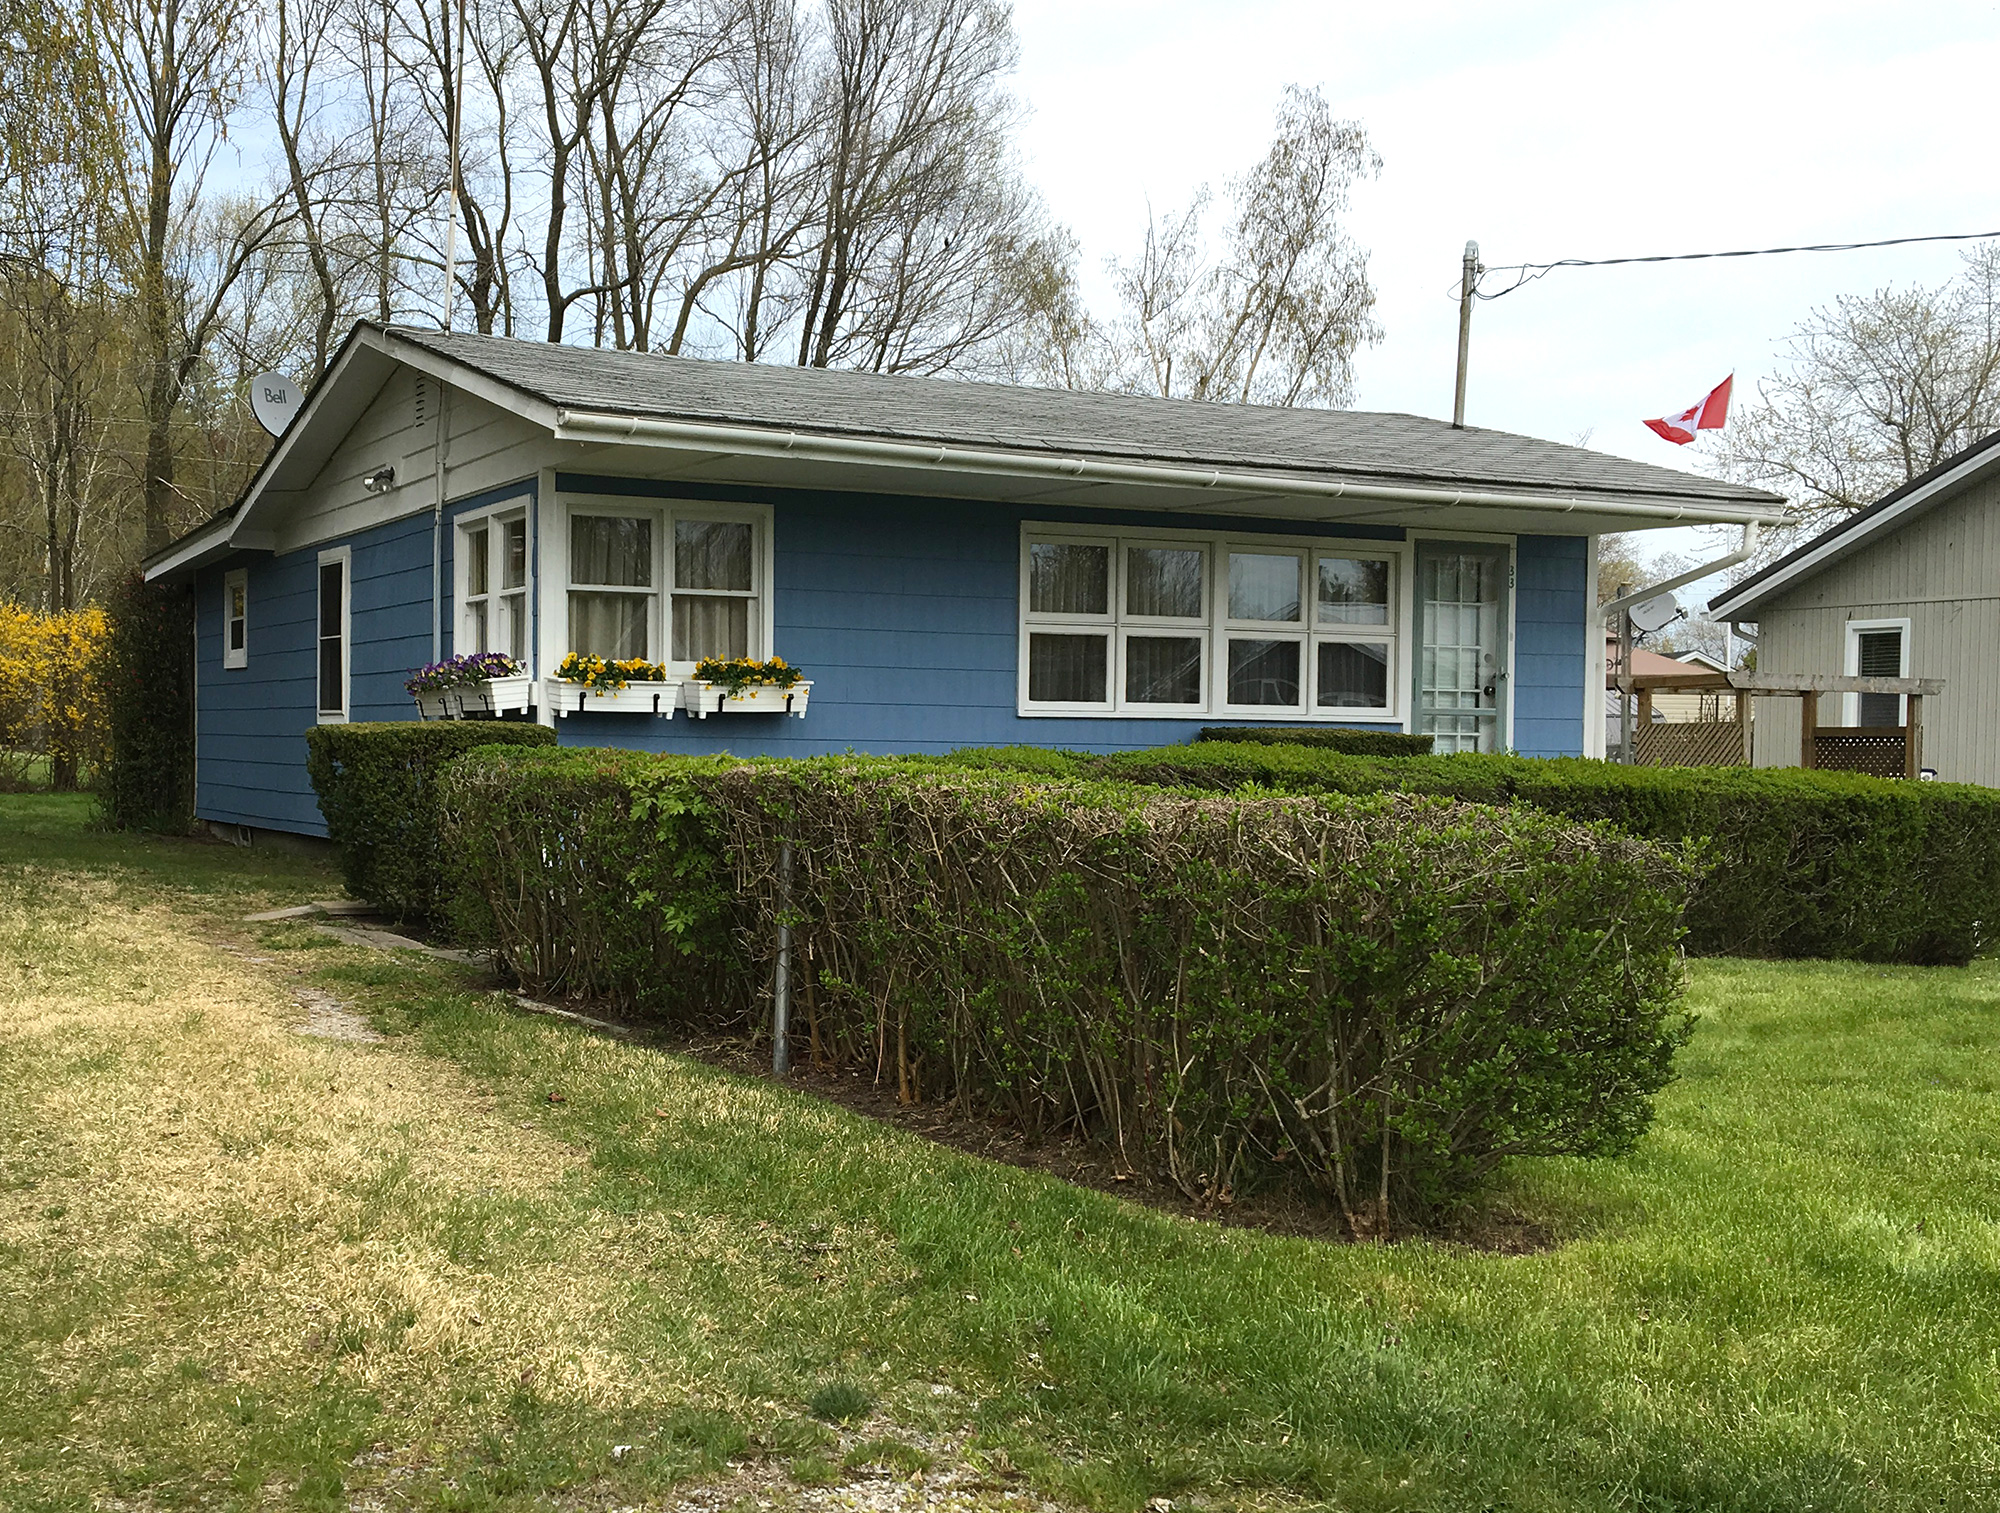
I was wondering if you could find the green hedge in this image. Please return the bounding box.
[1089,744,2000,965]
[1198,725,1435,756]
[441,747,1694,1228]
[304,721,557,923]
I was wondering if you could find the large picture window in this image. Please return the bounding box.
[458,506,529,662]
[561,498,768,668]
[1020,526,1397,718]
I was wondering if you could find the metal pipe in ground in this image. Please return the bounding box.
[773,841,792,1078]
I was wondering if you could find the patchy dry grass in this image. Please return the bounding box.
[6,794,2000,1512]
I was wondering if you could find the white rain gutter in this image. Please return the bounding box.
[1601,523,1762,620]
[551,410,1786,528]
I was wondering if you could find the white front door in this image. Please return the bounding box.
[1415,542,1510,754]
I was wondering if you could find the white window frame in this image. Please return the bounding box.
[316,545,351,724]
[222,567,248,670]
[548,492,774,671]
[1017,521,1404,721]
[1843,616,1911,726]
[454,498,533,668]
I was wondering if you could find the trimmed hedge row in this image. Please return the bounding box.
[440,746,1695,1228]
[1198,725,1435,756]
[304,720,557,922]
[1087,744,2000,965]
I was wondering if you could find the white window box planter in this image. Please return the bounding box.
[414,675,536,720]
[543,677,683,718]
[683,679,812,719]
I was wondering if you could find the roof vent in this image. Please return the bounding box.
[414,376,428,427]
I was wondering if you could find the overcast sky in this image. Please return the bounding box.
[1006,0,2000,580]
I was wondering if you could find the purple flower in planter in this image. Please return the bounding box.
[405,652,524,696]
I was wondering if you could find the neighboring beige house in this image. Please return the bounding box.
[1709,431,2000,784]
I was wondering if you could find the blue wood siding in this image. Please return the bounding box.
[1512,534,1589,758]
[192,476,1593,836]
[195,512,437,835]
[546,480,1592,761]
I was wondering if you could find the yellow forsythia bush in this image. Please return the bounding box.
[0,602,110,789]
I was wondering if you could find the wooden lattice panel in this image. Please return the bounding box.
[1813,730,1908,779]
[1635,721,1748,768]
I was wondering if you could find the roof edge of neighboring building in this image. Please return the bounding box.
[1709,427,2000,619]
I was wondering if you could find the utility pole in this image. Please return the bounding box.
[442,0,468,331]
[1452,239,1481,428]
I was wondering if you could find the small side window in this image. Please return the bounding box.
[318,551,349,721]
[223,568,248,670]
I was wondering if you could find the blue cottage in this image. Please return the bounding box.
[144,324,1784,840]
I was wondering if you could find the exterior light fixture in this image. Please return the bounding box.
[362,466,396,494]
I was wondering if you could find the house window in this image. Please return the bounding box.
[562,500,768,668]
[1019,527,1397,718]
[317,548,350,721]
[459,509,528,662]
[1847,619,1910,727]
[223,568,248,669]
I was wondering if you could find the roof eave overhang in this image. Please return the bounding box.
[1711,443,2000,619]
[551,408,1788,528]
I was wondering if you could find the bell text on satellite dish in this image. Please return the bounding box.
[1628,593,1681,634]
[250,372,303,437]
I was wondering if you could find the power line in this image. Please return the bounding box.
[1474,229,2000,301]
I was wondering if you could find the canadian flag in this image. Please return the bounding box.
[1644,375,1733,445]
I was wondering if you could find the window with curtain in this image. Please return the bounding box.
[563,504,766,667]
[1022,530,1396,717]
[568,513,653,661]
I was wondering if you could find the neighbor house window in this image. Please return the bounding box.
[317,547,350,721]
[458,508,529,662]
[1847,619,1909,727]
[562,499,768,667]
[1021,527,1396,718]
[222,568,248,669]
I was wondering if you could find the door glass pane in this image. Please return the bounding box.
[571,515,652,586]
[1126,635,1203,704]
[1317,556,1388,625]
[1227,638,1301,706]
[1318,641,1389,708]
[1125,547,1204,619]
[673,596,750,660]
[1029,543,1109,616]
[1229,552,1302,622]
[1028,632,1108,702]
[568,592,649,660]
[676,520,753,591]
[502,518,527,590]
[1416,549,1504,753]
[466,527,490,597]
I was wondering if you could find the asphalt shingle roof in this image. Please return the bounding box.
[388,326,1780,511]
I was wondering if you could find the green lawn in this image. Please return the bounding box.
[3,792,1999,1511]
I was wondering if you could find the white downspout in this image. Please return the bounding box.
[431,383,452,663]
[1601,523,1761,621]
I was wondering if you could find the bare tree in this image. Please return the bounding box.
[103,0,298,547]
[1107,86,1380,406]
[1711,242,2000,553]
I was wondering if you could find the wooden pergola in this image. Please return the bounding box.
[1621,669,1945,777]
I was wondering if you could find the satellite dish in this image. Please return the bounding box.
[249,371,304,437]
[1628,592,1682,634]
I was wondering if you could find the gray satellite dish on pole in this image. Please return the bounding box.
[1628,592,1681,634]
[249,372,304,437]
